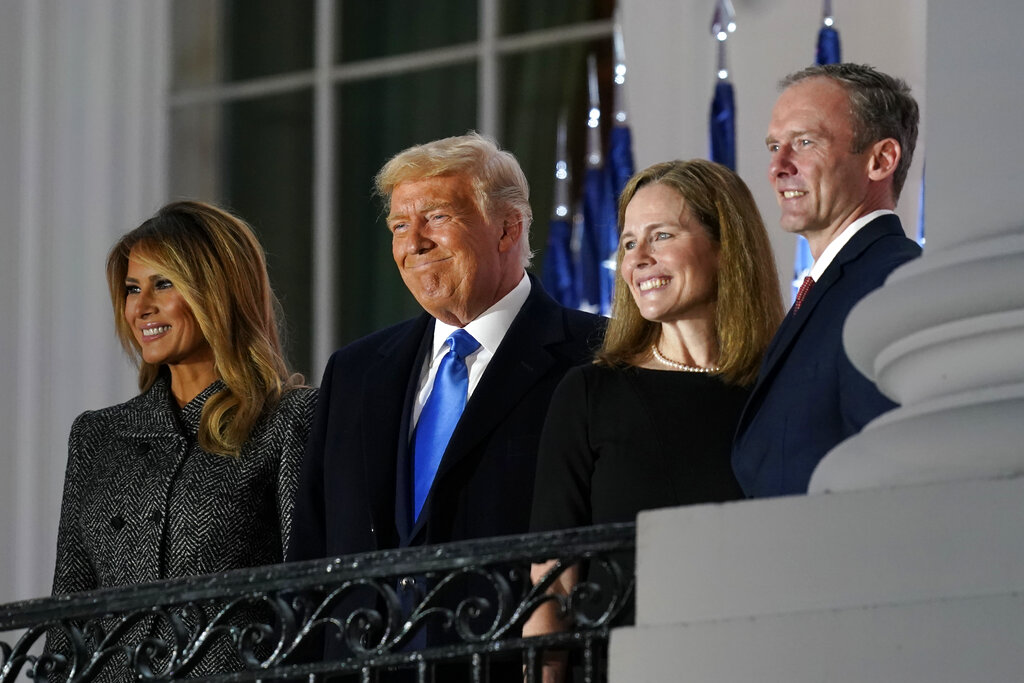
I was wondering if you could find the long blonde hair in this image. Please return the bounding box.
[106,200,298,456]
[597,160,784,386]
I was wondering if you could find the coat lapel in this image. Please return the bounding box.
[409,283,564,534]
[360,315,432,545]
[739,215,906,434]
[440,286,560,475]
[109,376,186,438]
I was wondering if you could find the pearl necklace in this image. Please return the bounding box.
[650,344,720,373]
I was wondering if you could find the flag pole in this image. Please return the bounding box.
[540,112,578,308]
[709,0,737,170]
[608,8,636,199]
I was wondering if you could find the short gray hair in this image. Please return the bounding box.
[781,63,919,202]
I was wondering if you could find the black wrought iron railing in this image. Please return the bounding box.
[0,523,635,683]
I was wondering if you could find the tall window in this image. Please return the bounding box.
[170,0,614,378]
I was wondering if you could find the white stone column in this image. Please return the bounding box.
[811,1,1024,492]
[0,0,169,604]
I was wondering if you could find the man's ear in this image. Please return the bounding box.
[867,138,901,182]
[498,210,523,252]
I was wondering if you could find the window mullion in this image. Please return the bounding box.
[478,0,500,137]
[312,0,336,372]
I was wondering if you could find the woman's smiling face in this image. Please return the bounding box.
[619,182,720,324]
[123,249,213,370]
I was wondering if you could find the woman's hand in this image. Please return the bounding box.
[522,559,581,683]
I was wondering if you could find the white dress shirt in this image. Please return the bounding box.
[808,210,895,281]
[411,273,531,429]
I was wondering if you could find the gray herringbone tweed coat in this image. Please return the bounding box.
[46,376,316,682]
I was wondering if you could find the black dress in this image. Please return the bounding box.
[531,363,748,531]
[528,363,747,662]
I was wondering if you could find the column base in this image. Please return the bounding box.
[811,230,1024,493]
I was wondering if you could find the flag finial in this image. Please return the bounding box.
[822,0,834,27]
[586,54,603,168]
[613,8,628,124]
[711,0,737,42]
[711,0,736,80]
[553,112,570,219]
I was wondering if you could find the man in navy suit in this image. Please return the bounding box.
[732,64,922,498]
[289,133,602,657]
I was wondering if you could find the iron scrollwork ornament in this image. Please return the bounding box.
[0,524,635,682]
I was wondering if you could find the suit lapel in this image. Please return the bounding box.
[361,314,432,545]
[409,283,564,535]
[739,215,905,434]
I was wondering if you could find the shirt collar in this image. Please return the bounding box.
[430,272,531,360]
[809,209,894,281]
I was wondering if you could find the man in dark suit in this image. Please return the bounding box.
[732,63,922,498]
[289,133,602,657]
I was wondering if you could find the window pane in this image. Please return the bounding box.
[501,0,613,36]
[171,1,222,90]
[169,92,315,378]
[501,39,613,277]
[226,91,314,377]
[335,64,478,345]
[338,0,477,62]
[170,103,223,200]
[172,0,315,89]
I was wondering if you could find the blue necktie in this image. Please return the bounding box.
[413,329,480,520]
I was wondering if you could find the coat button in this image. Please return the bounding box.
[147,510,163,524]
[136,442,151,455]
[399,577,415,590]
[109,515,125,530]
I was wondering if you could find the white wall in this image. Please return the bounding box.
[0,0,28,606]
[0,0,168,604]
[621,0,928,294]
[925,1,1024,246]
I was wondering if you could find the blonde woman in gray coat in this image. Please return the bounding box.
[45,201,316,682]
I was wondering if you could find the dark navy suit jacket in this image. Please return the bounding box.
[290,274,603,559]
[732,214,921,498]
[288,277,601,662]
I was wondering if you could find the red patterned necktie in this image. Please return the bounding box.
[793,276,815,312]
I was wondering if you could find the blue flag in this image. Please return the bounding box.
[710,79,737,170]
[580,165,617,315]
[792,240,814,303]
[541,217,578,308]
[608,125,635,199]
[816,25,841,65]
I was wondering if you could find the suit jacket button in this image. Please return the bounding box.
[148,510,163,524]
[136,442,151,455]
[109,515,125,530]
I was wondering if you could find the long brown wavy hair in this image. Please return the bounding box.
[106,200,299,456]
[597,159,784,386]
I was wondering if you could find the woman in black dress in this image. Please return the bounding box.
[524,160,783,677]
